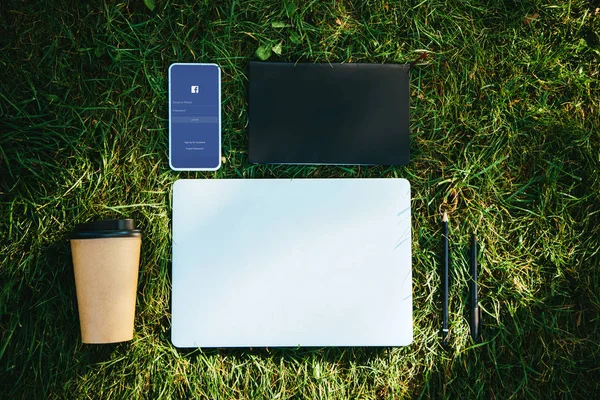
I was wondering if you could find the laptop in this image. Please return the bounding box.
[171,178,412,347]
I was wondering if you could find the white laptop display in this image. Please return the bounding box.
[171,178,412,347]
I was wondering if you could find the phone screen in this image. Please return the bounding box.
[169,63,221,170]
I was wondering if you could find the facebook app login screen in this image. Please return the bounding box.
[169,64,220,170]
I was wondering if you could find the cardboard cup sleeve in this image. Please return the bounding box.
[70,219,142,344]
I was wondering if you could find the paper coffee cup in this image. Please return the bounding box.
[70,219,142,344]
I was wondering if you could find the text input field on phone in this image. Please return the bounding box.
[171,104,217,115]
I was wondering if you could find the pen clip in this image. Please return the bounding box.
[471,306,482,342]
[477,307,483,339]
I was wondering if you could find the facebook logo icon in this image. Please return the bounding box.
[191,86,199,93]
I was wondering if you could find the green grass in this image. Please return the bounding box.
[1,0,599,398]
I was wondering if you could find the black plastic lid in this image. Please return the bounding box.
[71,219,142,239]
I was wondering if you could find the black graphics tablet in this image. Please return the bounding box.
[248,62,410,165]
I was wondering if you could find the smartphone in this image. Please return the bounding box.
[168,63,221,171]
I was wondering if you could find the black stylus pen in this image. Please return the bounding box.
[470,234,481,342]
[441,212,449,346]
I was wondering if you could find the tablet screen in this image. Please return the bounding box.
[248,62,410,165]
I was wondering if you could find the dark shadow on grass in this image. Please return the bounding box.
[174,345,391,381]
[418,337,498,398]
[0,237,130,395]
